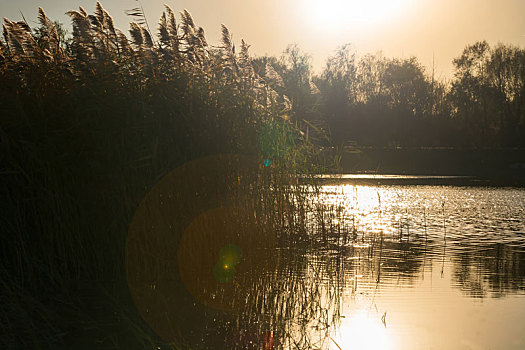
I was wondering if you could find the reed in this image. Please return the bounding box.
[0,3,343,349]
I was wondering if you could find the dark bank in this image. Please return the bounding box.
[329,148,525,186]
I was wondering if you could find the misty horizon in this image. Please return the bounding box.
[1,0,524,77]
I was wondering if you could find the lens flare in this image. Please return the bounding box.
[213,244,243,283]
[219,244,242,266]
[213,260,236,283]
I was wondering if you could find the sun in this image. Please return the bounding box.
[304,0,411,31]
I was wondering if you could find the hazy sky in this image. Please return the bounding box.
[1,0,524,78]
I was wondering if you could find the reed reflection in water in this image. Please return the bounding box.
[128,170,525,349]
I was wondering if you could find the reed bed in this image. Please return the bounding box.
[0,3,352,349]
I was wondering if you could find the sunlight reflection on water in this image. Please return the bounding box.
[331,309,391,350]
[128,169,525,349]
[313,184,525,350]
[318,184,525,241]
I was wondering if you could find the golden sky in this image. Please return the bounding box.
[2,0,524,78]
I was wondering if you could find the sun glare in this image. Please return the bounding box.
[331,310,392,350]
[305,0,411,31]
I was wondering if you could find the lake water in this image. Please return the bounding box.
[127,173,525,349]
[313,184,525,350]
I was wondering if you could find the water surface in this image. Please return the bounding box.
[315,184,525,350]
[127,174,525,349]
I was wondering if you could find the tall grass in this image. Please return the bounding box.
[0,3,340,349]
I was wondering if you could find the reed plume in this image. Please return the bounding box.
[0,4,327,348]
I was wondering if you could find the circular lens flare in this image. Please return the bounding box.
[219,244,243,266]
[213,244,243,283]
[213,260,236,283]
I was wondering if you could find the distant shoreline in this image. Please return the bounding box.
[323,148,525,186]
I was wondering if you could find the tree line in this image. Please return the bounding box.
[260,42,525,149]
[2,6,523,152]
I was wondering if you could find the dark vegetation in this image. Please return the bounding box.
[262,42,525,149]
[0,3,328,349]
[1,2,524,349]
